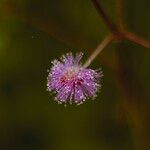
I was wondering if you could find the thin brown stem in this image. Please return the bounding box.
[84,34,115,68]
[91,0,118,33]
[91,0,150,49]
[116,0,125,30]
[121,31,150,48]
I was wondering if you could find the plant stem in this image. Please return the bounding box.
[121,31,150,48]
[116,0,125,30]
[91,0,150,49]
[91,0,117,33]
[84,34,115,68]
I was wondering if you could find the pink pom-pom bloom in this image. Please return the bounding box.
[47,52,103,105]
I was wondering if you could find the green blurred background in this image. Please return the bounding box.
[0,0,150,150]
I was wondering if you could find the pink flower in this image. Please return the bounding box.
[47,52,103,105]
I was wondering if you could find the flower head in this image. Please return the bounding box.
[47,52,103,105]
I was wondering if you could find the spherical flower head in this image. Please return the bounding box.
[47,52,103,105]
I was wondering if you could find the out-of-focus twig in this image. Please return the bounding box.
[86,0,149,68]
[91,0,150,49]
[121,30,150,48]
[91,0,118,34]
[116,0,125,30]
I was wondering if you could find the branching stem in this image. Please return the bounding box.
[91,0,150,49]
[84,0,150,67]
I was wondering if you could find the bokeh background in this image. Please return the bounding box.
[0,0,150,150]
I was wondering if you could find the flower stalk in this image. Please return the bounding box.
[84,34,115,68]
